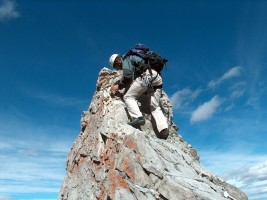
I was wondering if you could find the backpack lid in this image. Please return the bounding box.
[135,43,149,51]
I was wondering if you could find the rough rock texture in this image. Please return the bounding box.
[59,68,247,200]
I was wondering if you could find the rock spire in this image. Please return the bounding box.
[59,68,247,200]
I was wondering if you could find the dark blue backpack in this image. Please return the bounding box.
[125,43,168,73]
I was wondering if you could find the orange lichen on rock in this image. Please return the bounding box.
[122,158,135,181]
[108,169,129,194]
[124,137,138,152]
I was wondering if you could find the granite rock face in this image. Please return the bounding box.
[59,68,247,200]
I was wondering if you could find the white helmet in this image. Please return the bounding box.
[109,54,119,67]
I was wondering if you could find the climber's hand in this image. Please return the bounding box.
[111,85,119,92]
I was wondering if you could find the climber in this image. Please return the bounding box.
[109,50,169,139]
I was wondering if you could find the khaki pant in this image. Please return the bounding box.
[124,69,168,132]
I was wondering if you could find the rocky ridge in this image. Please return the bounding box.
[59,67,247,200]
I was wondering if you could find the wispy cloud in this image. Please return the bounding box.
[208,66,242,88]
[190,95,222,123]
[226,161,267,189]
[0,140,68,197]
[19,85,88,107]
[0,196,13,200]
[0,112,76,198]
[224,103,234,112]
[32,92,88,107]
[0,0,19,22]
[170,88,201,110]
[246,80,266,109]
[0,142,12,150]
[229,81,247,99]
[0,153,65,191]
[200,150,267,200]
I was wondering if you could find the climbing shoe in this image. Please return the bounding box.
[127,117,146,126]
[159,128,169,139]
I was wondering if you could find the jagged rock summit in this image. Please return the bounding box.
[59,68,247,200]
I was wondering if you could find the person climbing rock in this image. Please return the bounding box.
[109,44,169,139]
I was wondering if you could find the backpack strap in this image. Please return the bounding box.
[147,59,153,77]
[147,59,159,83]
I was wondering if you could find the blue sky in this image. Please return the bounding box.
[1,0,267,199]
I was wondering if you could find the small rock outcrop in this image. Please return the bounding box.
[59,68,247,200]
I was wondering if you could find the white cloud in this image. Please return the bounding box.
[190,95,222,123]
[0,112,77,198]
[221,66,242,80]
[33,92,87,107]
[0,0,19,21]
[246,82,265,109]
[229,81,247,99]
[200,150,267,200]
[224,103,234,112]
[0,137,70,196]
[0,196,13,200]
[246,96,260,109]
[0,142,13,149]
[226,160,267,185]
[18,85,88,107]
[18,85,88,110]
[208,66,242,88]
[170,88,201,110]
